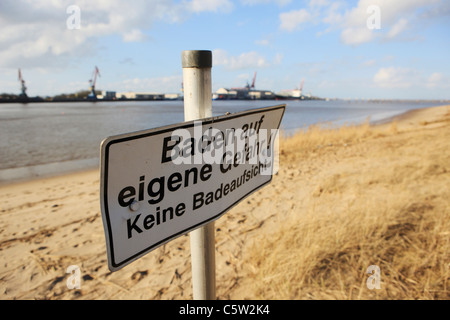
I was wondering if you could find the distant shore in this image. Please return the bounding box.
[0,97,174,103]
[1,97,449,104]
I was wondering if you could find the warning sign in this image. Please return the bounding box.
[100,105,285,271]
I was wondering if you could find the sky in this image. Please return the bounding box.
[0,0,449,100]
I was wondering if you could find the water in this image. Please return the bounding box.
[0,99,444,183]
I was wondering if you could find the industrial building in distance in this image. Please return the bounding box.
[99,91,181,101]
[213,74,313,100]
[91,72,315,101]
[1,68,318,103]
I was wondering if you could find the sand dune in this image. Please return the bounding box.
[0,105,449,300]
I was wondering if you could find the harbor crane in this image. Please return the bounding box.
[250,71,257,90]
[232,71,257,91]
[299,78,304,95]
[88,66,100,100]
[18,69,28,98]
[245,71,257,90]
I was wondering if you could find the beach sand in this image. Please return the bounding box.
[1,105,449,300]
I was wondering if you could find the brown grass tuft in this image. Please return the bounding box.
[245,116,450,300]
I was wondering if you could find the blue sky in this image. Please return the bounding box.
[0,0,449,99]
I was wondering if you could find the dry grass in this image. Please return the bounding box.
[279,119,398,160]
[245,115,450,300]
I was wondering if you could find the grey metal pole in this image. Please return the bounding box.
[181,50,216,300]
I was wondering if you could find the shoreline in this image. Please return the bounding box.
[0,158,99,187]
[1,98,448,104]
[0,104,445,186]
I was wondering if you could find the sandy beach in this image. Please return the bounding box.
[1,104,449,300]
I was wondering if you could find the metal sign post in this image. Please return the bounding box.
[181,50,216,300]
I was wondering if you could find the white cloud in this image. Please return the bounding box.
[0,0,235,69]
[279,9,313,32]
[280,0,445,45]
[373,67,449,92]
[373,67,415,88]
[309,0,330,7]
[428,72,443,83]
[340,27,374,45]
[187,0,234,13]
[241,0,291,6]
[122,29,148,42]
[362,59,376,67]
[273,53,284,65]
[255,39,270,46]
[426,72,445,88]
[108,75,183,93]
[321,2,345,25]
[341,0,445,44]
[254,33,276,46]
[386,18,409,39]
[213,49,270,70]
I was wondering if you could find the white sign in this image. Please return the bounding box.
[100,105,285,271]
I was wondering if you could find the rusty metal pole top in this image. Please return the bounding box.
[181,50,212,69]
